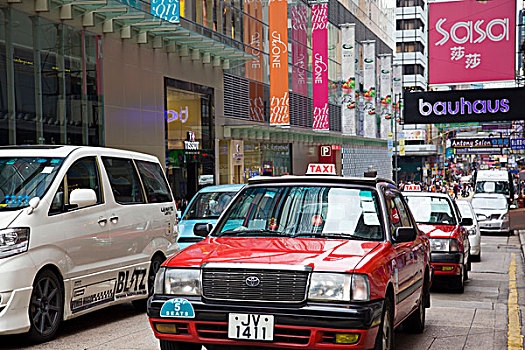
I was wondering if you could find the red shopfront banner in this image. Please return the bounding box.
[312,3,329,131]
[269,0,289,126]
[428,0,516,85]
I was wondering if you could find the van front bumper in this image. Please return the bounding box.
[147,296,383,349]
[0,287,32,335]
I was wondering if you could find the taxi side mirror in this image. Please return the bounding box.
[460,218,474,226]
[393,227,417,243]
[194,223,213,237]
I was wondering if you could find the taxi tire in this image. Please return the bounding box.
[27,269,64,343]
[159,340,201,350]
[132,254,165,311]
[403,276,428,334]
[454,265,465,293]
[374,296,394,350]
[471,253,481,262]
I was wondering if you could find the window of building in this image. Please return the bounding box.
[403,64,425,75]
[397,0,425,9]
[396,19,424,31]
[396,42,425,53]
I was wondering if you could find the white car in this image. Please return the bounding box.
[457,200,481,261]
[0,146,179,342]
[471,193,511,235]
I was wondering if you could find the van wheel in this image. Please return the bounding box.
[374,296,394,350]
[132,254,165,311]
[28,270,64,343]
[160,340,201,350]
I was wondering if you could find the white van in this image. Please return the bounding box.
[474,169,514,201]
[0,146,179,342]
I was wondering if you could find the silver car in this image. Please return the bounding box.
[457,200,481,261]
[471,193,510,235]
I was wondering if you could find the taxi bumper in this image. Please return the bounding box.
[147,296,383,349]
[431,252,463,276]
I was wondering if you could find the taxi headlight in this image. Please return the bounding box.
[430,238,458,252]
[164,269,201,296]
[154,267,165,294]
[0,228,29,259]
[308,273,369,302]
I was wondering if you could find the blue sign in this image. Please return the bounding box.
[387,139,393,155]
[511,139,525,150]
[151,0,180,23]
[160,298,195,318]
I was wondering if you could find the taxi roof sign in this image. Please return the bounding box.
[404,184,421,192]
[306,163,337,176]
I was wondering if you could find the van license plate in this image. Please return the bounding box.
[228,313,274,341]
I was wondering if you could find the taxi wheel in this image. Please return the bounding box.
[471,253,481,262]
[27,270,64,343]
[133,254,165,311]
[403,276,428,334]
[464,263,469,281]
[159,340,201,350]
[374,296,394,350]
[454,265,465,293]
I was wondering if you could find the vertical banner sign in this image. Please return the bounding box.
[379,55,392,139]
[362,41,376,138]
[428,0,516,85]
[245,0,265,121]
[341,24,356,135]
[399,132,406,156]
[392,64,402,123]
[151,0,180,23]
[269,0,289,126]
[387,133,394,156]
[291,3,308,96]
[312,2,329,131]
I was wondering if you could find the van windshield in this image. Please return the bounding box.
[475,181,509,195]
[0,157,64,210]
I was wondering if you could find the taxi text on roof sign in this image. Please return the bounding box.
[404,184,421,192]
[306,163,337,175]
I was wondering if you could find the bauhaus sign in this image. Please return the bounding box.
[404,87,524,124]
[428,0,515,85]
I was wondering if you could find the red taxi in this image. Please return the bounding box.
[147,176,432,350]
[402,191,471,292]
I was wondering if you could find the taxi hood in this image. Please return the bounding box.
[166,237,382,273]
[417,224,457,238]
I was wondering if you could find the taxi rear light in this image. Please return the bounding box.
[155,323,177,334]
[336,333,360,344]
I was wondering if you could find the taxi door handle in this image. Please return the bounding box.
[98,218,107,226]
[109,216,119,224]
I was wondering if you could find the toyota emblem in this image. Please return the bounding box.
[245,276,261,287]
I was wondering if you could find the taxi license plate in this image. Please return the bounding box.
[228,313,274,341]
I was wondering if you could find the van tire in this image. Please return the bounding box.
[159,340,201,350]
[132,254,165,311]
[27,269,64,343]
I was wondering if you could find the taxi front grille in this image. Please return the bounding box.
[202,268,309,303]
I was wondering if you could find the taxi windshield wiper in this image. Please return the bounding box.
[218,229,286,237]
[293,232,365,240]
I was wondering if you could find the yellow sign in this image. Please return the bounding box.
[399,138,406,156]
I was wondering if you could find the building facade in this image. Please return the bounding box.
[0,0,395,205]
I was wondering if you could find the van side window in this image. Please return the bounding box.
[136,160,173,203]
[102,157,145,204]
[49,157,102,215]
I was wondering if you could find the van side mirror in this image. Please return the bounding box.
[69,189,97,209]
[393,227,417,243]
[194,223,213,237]
[460,217,474,226]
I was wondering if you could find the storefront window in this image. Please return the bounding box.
[243,141,291,182]
[165,78,214,206]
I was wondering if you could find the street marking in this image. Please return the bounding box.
[508,254,523,350]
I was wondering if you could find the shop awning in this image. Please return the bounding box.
[24,0,254,67]
[223,125,387,148]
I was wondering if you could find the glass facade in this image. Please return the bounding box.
[165,78,214,205]
[0,7,103,146]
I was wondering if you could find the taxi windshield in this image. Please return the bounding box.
[404,195,457,226]
[184,191,237,220]
[0,157,64,210]
[214,186,384,241]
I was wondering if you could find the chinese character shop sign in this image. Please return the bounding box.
[312,2,329,131]
[428,0,515,85]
